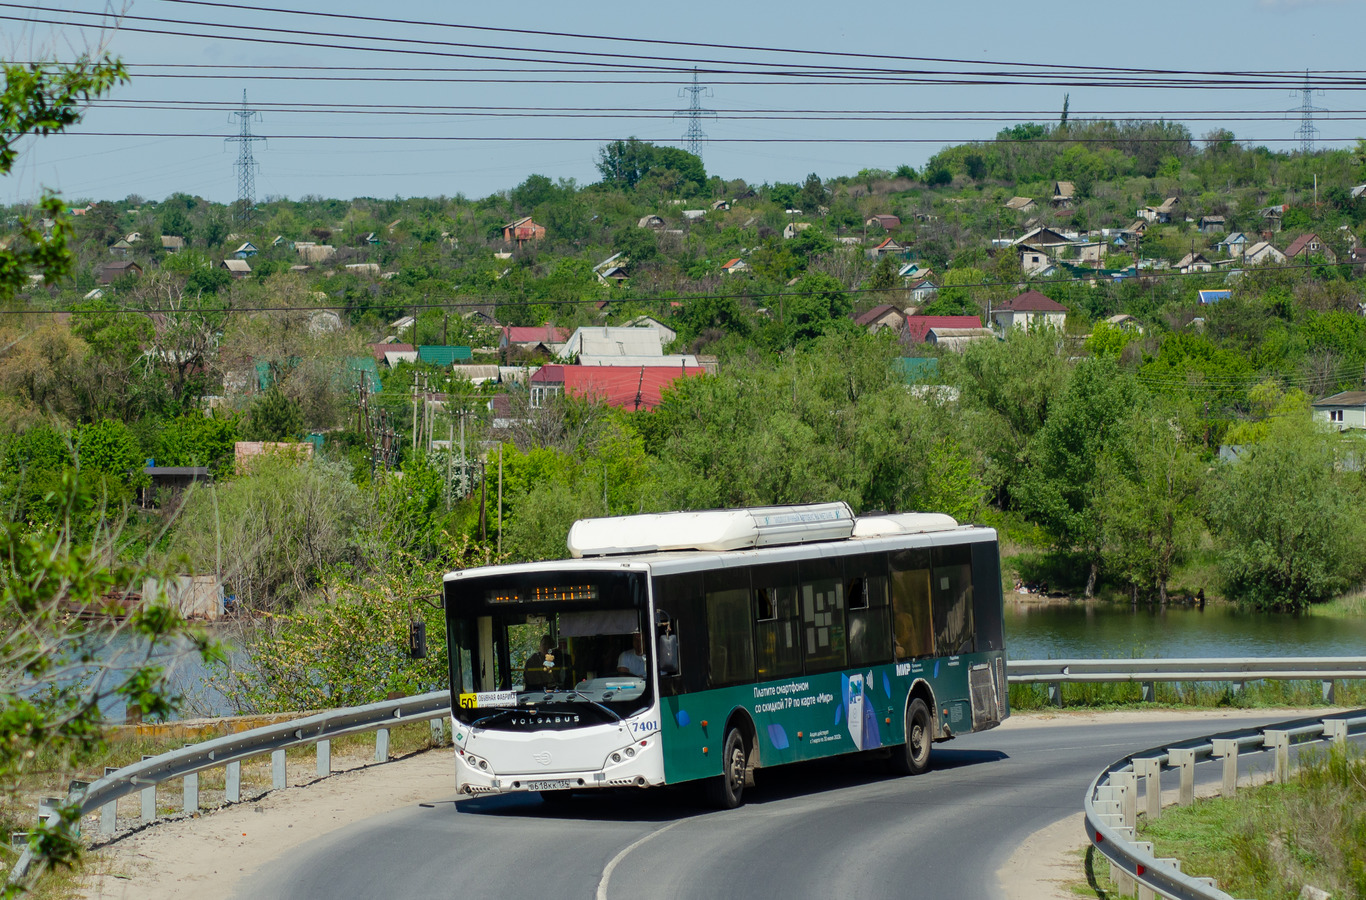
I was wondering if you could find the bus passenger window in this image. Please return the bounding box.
[705,569,755,687]
[931,545,975,655]
[890,549,934,660]
[799,558,846,673]
[752,563,801,679]
[847,554,892,668]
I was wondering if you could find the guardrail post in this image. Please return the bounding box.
[317,739,331,777]
[1111,772,1137,830]
[101,766,119,835]
[1324,719,1348,746]
[1133,842,1154,900]
[376,727,390,762]
[1322,680,1335,704]
[272,749,287,791]
[1211,739,1240,798]
[1132,757,1162,821]
[140,782,156,824]
[183,772,198,816]
[430,718,444,745]
[1264,731,1290,783]
[1142,681,1155,703]
[226,760,241,803]
[140,755,157,824]
[1168,748,1197,806]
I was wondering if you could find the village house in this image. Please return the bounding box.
[721,258,749,275]
[502,216,546,245]
[906,277,938,303]
[783,222,812,240]
[853,305,905,335]
[1257,205,1286,233]
[1175,252,1214,274]
[1004,196,1036,213]
[1017,243,1053,276]
[1244,241,1287,266]
[221,259,251,278]
[865,214,901,230]
[98,260,142,284]
[1104,314,1143,333]
[866,237,910,260]
[991,290,1068,331]
[925,327,996,351]
[234,241,258,258]
[903,315,983,344]
[1197,216,1226,235]
[637,214,665,230]
[529,364,706,412]
[160,235,185,253]
[1217,232,1248,257]
[1312,391,1366,431]
[593,253,628,285]
[1285,232,1337,264]
[1050,182,1075,208]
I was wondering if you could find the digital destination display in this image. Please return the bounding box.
[485,585,599,603]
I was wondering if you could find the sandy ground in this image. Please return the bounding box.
[77,752,452,900]
[75,708,1326,900]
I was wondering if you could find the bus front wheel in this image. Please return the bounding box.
[706,728,747,809]
[890,698,932,777]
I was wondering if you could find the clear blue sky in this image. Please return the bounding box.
[4,0,1363,205]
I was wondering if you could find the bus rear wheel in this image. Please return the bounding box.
[706,727,747,809]
[890,698,932,777]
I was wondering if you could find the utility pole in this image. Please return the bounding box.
[225,90,265,227]
[1289,70,1326,155]
[675,68,715,160]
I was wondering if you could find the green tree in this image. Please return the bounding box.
[1096,405,1205,603]
[244,388,303,441]
[0,56,128,299]
[1014,359,1139,596]
[1209,418,1366,610]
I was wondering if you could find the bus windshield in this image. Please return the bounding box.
[445,569,653,727]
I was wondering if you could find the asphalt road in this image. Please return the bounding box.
[234,712,1300,900]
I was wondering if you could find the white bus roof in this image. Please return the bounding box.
[444,508,994,584]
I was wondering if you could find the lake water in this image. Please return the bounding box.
[1006,601,1366,660]
[80,603,1366,721]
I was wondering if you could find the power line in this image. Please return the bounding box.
[6,8,1366,90]
[30,131,1364,145]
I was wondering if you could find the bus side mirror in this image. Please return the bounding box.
[656,610,679,676]
[409,618,428,659]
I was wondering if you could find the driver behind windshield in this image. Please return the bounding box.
[616,632,646,678]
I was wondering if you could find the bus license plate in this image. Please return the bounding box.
[527,780,573,791]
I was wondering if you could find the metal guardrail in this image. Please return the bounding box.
[6,689,451,887]
[9,657,1366,888]
[1083,709,1366,900]
[1008,657,1366,705]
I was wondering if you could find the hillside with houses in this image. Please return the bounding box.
[5,119,1366,617]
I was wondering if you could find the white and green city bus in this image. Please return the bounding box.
[443,502,1008,808]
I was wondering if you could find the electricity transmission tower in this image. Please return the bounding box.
[1289,70,1326,154]
[676,68,715,159]
[225,90,265,225]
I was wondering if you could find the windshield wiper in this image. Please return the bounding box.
[547,687,624,724]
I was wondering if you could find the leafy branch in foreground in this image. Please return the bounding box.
[1,472,213,894]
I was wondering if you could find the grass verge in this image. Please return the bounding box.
[1137,744,1366,900]
[1009,678,1366,711]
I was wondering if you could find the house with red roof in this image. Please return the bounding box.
[991,290,1068,331]
[903,315,983,344]
[721,258,749,275]
[530,364,706,412]
[866,237,911,260]
[502,324,569,357]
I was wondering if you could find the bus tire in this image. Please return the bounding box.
[706,727,747,809]
[890,698,933,777]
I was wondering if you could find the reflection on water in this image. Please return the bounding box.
[93,624,244,720]
[1006,601,1366,660]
